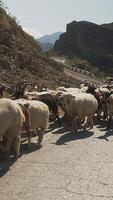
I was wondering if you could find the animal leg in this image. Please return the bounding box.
[27,131,32,149]
[71,117,78,133]
[83,117,89,131]
[56,114,61,126]
[37,129,44,146]
[107,116,112,130]
[5,136,13,158]
[89,115,94,129]
[0,143,5,152]
[13,136,21,159]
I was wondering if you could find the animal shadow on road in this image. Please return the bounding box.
[0,154,16,177]
[47,120,62,133]
[97,130,113,141]
[94,118,108,129]
[55,130,94,145]
[95,118,113,141]
[20,142,42,155]
[0,140,41,177]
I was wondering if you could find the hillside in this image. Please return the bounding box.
[0,7,82,88]
[38,42,53,52]
[54,20,113,73]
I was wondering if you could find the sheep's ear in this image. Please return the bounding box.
[24,103,30,110]
[99,89,103,94]
[108,91,113,97]
[18,102,30,110]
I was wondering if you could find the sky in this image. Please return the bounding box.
[3,0,113,38]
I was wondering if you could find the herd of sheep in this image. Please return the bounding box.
[0,80,113,160]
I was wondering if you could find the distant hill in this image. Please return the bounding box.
[38,32,62,44]
[38,32,62,51]
[54,20,113,72]
[38,42,53,52]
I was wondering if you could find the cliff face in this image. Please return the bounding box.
[54,20,113,72]
[0,7,78,88]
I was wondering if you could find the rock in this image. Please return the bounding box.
[54,20,113,71]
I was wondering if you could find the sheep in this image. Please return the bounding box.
[86,85,110,119]
[80,86,88,93]
[56,87,68,92]
[15,99,49,147]
[66,87,82,94]
[57,87,82,95]
[59,93,98,133]
[0,98,29,158]
[13,84,61,126]
[104,92,113,129]
[56,88,83,124]
[27,92,61,125]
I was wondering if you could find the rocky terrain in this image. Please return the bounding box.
[0,7,82,89]
[54,20,113,73]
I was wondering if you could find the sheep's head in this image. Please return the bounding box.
[59,93,74,112]
[12,81,30,99]
[86,85,96,95]
[58,94,67,112]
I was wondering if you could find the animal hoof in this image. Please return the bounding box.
[106,127,110,131]
[37,142,42,147]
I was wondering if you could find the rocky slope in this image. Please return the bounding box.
[0,7,80,88]
[38,42,53,52]
[54,20,113,73]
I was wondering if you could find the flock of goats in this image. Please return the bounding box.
[0,78,113,161]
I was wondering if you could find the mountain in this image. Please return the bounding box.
[38,32,62,44]
[38,32,62,51]
[38,42,53,52]
[101,22,113,30]
[54,20,113,72]
[0,7,78,88]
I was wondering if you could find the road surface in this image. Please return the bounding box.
[0,119,113,200]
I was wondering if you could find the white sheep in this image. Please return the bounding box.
[66,87,82,94]
[0,98,27,158]
[15,99,49,147]
[57,87,82,95]
[106,93,113,129]
[59,93,98,132]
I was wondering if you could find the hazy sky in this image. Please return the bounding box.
[3,0,113,38]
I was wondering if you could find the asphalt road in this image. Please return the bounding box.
[0,119,113,200]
